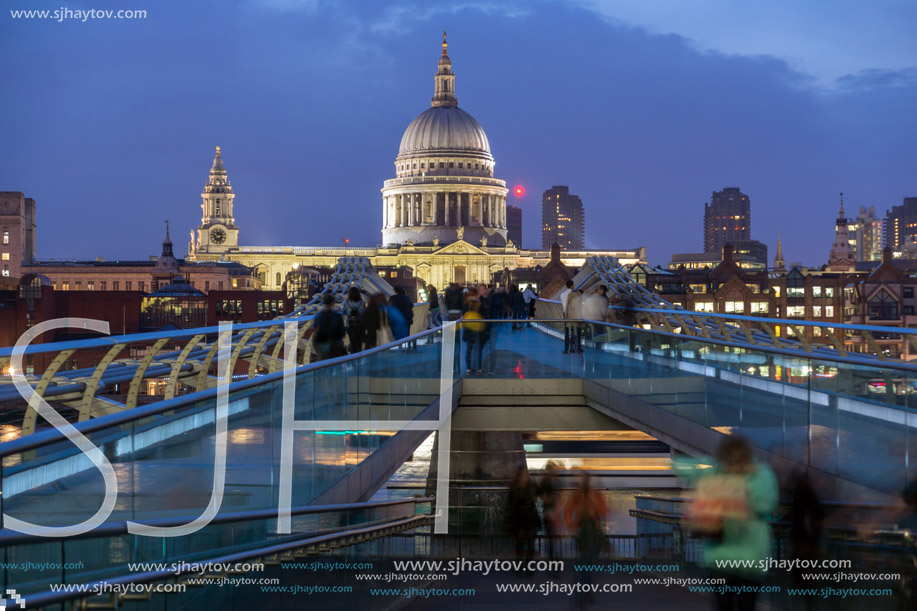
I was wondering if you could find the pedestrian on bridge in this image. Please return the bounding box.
[675,436,778,611]
[564,471,608,604]
[389,286,415,351]
[342,287,366,354]
[312,294,346,361]
[363,293,394,349]
[444,283,464,322]
[582,285,609,343]
[564,289,584,353]
[427,285,442,328]
[505,466,539,574]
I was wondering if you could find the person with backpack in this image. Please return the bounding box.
[342,286,366,354]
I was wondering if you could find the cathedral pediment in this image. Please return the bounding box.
[432,240,488,256]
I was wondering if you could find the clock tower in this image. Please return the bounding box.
[195,146,238,254]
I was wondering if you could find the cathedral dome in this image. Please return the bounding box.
[398,106,492,158]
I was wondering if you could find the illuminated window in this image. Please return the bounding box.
[812,286,822,298]
[62,282,69,290]
[750,302,769,314]
[2,231,8,244]
[825,287,835,298]
[724,301,745,314]
[1,253,7,260]
[813,326,823,337]
[813,305,823,317]
[694,301,714,313]
[825,305,835,318]
[787,306,805,318]
[787,287,805,298]
[690,284,707,294]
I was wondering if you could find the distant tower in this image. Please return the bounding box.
[704,187,750,253]
[827,192,855,271]
[542,186,585,250]
[773,235,786,270]
[506,204,522,247]
[196,146,238,253]
[153,221,181,290]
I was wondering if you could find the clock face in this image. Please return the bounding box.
[210,228,226,244]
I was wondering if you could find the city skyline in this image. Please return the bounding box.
[2,1,914,267]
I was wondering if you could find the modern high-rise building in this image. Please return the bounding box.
[885,197,917,251]
[506,204,522,247]
[541,186,584,250]
[704,187,750,253]
[849,205,883,262]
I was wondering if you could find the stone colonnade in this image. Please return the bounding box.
[382,189,507,230]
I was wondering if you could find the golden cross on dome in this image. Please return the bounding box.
[442,30,448,55]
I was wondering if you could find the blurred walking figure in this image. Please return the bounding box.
[461,288,485,375]
[312,294,346,361]
[505,466,539,573]
[389,286,415,351]
[489,285,505,319]
[564,471,608,605]
[675,436,778,611]
[444,282,464,322]
[342,287,366,354]
[564,289,584,353]
[538,461,562,568]
[558,280,574,352]
[363,293,393,349]
[427,285,442,328]
[787,470,824,610]
[582,285,609,342]
[509,284,526,330]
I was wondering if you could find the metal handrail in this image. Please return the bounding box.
[536,297,917,337]
[0,314,314,359]
[20,511,434,609]
[0,496,433,547]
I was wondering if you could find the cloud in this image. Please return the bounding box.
[369,2,530,35]
[835,67,917,92]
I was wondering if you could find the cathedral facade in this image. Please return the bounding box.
[188,37,646,291]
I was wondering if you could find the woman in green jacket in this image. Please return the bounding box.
[674,435,779,611]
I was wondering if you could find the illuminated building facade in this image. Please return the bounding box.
[188,37,644,289]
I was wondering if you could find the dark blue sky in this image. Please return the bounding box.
[3,0,915,266]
